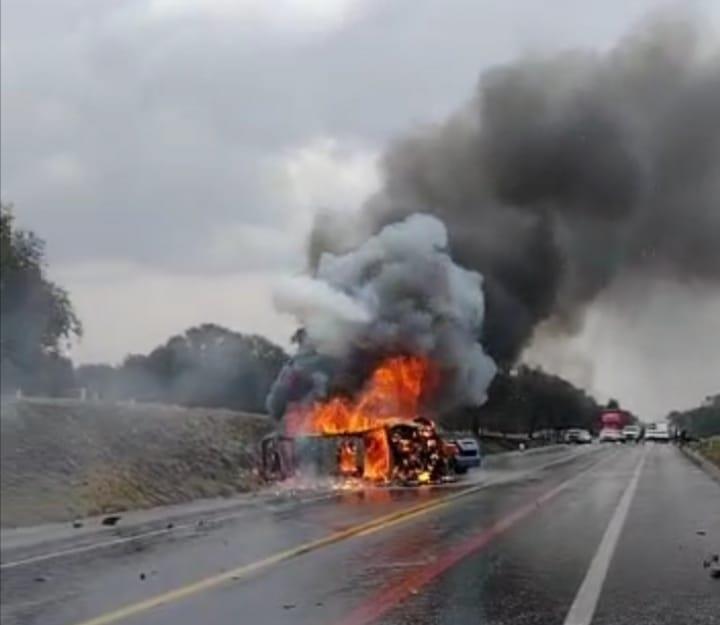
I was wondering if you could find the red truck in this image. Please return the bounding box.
[598,408,631,442]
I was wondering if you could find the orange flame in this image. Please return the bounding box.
[337,441,359,477]
[362,428,390,481]
[286,355,433,480]
[287,355,431,436]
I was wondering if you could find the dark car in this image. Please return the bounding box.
[447,438,482,473]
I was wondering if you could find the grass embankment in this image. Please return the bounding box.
[1,398,273,527]
[695,436,720,468]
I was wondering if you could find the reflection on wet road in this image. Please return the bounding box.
[2,445,718,625]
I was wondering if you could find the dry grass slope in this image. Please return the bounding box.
[1,399,274,527]
[696,436,720,469]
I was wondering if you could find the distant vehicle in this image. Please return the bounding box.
[446,438,482,473]
[598,407,631,443]
[565,429,593,444]
[622,425,642,442]
[599,428,623,443]
[645,422,671,442]
[600,408,630,430]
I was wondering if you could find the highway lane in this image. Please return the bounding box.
[357,444,720,625]
[592,444,720,625]
[2,444,718,625]
[0,445,576,569]
[1,446,600,624]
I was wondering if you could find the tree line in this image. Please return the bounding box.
[668,395,720,439]
[1,203,287,413]
[76,325,287,413]
[442,365,605,435]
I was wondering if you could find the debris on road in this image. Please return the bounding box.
[703,554,720,579]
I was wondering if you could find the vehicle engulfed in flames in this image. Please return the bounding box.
[260,355,464,485]
[260,417,460,485]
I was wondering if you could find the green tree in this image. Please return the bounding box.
[443,365,601,436]
[1,203,81,394]
[668,395,720,438]
[77,324,288,412]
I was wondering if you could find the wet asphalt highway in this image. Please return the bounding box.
[2,444,718,625]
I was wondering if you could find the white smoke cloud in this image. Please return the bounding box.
[272,275,372,356]
[266,213,497,418]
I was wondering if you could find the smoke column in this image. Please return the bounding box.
[266,214,496,419]
[310,14,720,366]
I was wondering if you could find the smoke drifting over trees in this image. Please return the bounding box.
[311,15,720,366]
[77,325,287,413]
[1,205,287,409]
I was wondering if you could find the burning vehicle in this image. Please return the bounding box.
[261,355,466,485]
[260,417,460,485]
[263,215,497,487]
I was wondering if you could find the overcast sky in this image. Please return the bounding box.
[2,0,719,419]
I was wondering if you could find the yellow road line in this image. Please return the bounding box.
[73,448,610,625]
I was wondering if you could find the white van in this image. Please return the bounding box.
[645,422,670,442]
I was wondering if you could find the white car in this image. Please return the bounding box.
[599,428,623,442]
[622,425,641,442]
[645,422,671,442]
[565,429,593,444]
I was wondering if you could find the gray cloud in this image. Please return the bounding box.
[5,0,699,271]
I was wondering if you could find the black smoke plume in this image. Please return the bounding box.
[311,14,720,366]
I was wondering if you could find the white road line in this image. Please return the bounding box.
[1,447,605,571]
[0,528,173,570]
[0,494,335,571]
[563,448,647,625]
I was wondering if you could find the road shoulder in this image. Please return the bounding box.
[679,444,720,484]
